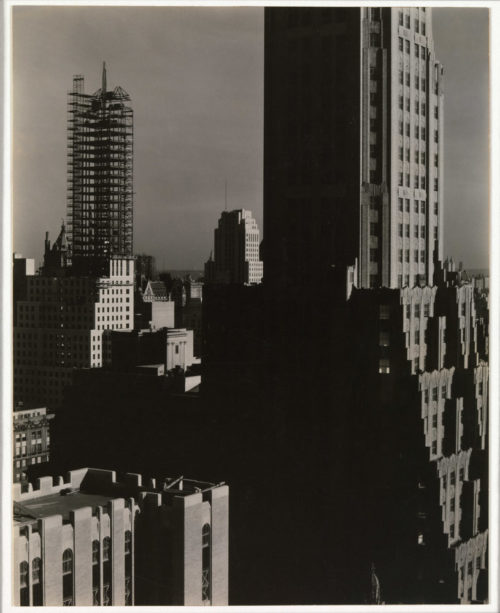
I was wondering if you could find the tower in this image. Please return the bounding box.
[204,209,263,285]
[264,7,444,290]
[67,63,133,275]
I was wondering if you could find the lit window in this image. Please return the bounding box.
[379,359,390,374]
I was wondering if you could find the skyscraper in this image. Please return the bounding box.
[264,7,443,290]
[67,63,133,275]
[205,209,263,285]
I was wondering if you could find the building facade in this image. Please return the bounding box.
[13,403,53,484]
[205,209,263,285]
[264,7,443,289]
[13,249,134,410]
[67,64,133,274]
[13,467,228,606]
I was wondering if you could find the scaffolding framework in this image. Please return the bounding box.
[67,65,133,266]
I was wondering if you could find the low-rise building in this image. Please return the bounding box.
[13,467,229,606]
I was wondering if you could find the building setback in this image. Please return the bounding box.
[264,7,443,290]
[205,209,263,285]
[13,467,228,606]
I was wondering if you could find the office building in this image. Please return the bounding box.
[67,63,133,275]
[13,467,228,606]
[13,244,134,410]
[264,7,443,289]
[13,402,53,483]
[205,209,263,285]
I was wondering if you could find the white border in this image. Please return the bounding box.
[2,2,498,612]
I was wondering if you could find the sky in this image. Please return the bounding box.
[11,6,489,270]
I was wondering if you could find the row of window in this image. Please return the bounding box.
[398,11,426,35]
[398,223,428,239]
[398,198,439,215]
[398,249,426,264]
[424,385,448,402]
[399,37,428,60]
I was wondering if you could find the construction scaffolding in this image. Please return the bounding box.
[67,63,133,268]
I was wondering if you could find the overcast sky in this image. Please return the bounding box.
[12,6,489,270]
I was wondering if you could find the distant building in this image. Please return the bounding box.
[13,254,35,325]
[109,327,195,373]
[135,254,157,291]
[13,402,53,483]
[13,467,228,606]
[13,241,134,410]
[205,209,263,285]
[134,280,175,331]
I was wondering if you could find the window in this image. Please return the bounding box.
[424,303,430,317]
[92,541,100,606]
[405,224,410,238]
[370,222,378,235]
[420,152,426,165]
[421,226,426,238]
[414,43,419,58]
[175,345,179,355]
[405,39,410,54]
[406,98,410,112]
[414,201,419,214]
[414,250,419,263]
[422,22,426,35]
[202,524,211,602]
[399,70,404,85]
[434,178,439,191]
[398,172,403,186]
[450,471,456,486]
[415,75,420,89]
[434,105,439,119]
[421,127,426,141]
[459,467,465,481]
[415,125,420,139]
[431,440,437,454]
[399,121,403,135]
[415,304,420,317]
[20,561,29,605]
[420,176,426,189]
[370,248,378,262]
[379,359,390,374]
[406,72,410,87]
[125,531,132,555]
[405,123,410,137]
[405,15,410,29]
[450,523,455,538]
[370,144,377,159]
[434,201,438,215]
[379,305,390,320]
[415,18,419,33]
[398,249,403,263]
[434,154,439,167]
[405,249,410,263]
[398,224,403,237]
[432,387,438,401]
[415,330,420,344]
[398,198,403,212]
[62,549,74,606]
[405,147,410,161]
[450,497,455,512]
[421,46,425,59]
[421,201,425,214]
[399,11,403,26]
[399,145,404,159]
[102,536,111,562]
[434,130,439,143]
[421,78,426,92]
[398,37,403,52]
[415,99,419,114]
[441,385,447,399]
[421,102,426,116]
[414,175,419,189]
[432,413,438,428]
[406,173,410,187]
[370,92,377,106]
[405,199,410,212]
[32,557,42,605]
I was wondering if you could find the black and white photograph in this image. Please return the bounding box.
[4,1,495,609]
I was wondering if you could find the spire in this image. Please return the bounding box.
[102,61,107,96]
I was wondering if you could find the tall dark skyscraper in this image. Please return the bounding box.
[67,63,133,272]
[264,7,443,290]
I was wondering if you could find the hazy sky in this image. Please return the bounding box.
[12,6,489,270]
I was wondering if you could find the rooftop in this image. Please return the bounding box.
[14,492,116,525]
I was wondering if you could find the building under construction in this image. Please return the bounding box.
[67,63,133,275]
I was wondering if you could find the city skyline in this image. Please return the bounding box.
[12,6,488,271]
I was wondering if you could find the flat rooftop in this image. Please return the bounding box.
[14,492,116,525]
